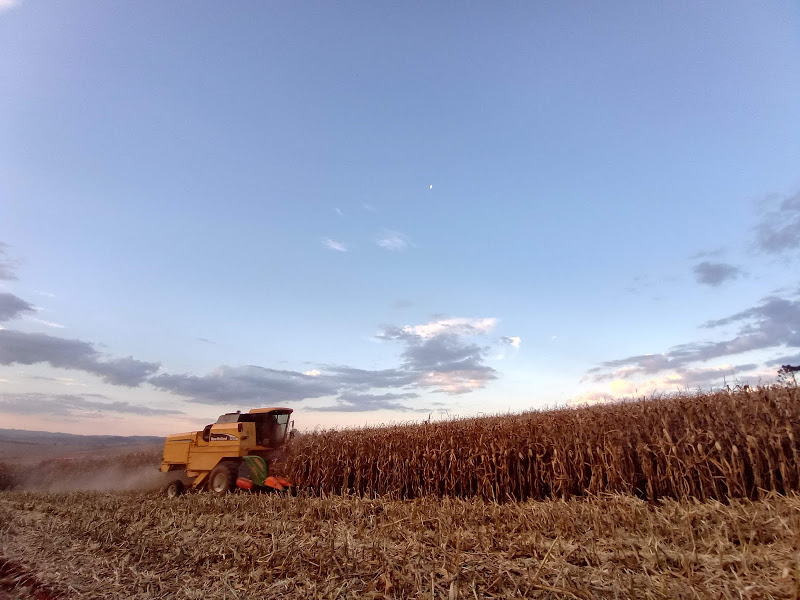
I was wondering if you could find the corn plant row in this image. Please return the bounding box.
[285,388,800,502]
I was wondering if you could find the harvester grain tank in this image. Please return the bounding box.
[160,407,295,496]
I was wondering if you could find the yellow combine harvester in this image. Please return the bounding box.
[160,407,295,497]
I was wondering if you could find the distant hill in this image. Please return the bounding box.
[0,428,164,464]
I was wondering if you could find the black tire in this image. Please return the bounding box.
[165,479,184,498]
[208,462,238,496]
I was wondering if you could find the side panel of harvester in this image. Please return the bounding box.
[185,423,245,475]
[161,433,194,467]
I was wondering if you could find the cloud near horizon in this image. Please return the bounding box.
[570,362,763,406]
[0,297,505,410]
[315,391,422,412]
[0,330,161,386]
[150,365,339,404]
[0,242,514,414]
[153,316,502,407]
[580,286,800,404]
[0,392,184,417]
[587,292,800,382]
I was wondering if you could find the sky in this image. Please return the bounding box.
[1,1,800,436]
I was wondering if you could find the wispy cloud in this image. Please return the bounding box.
[572,362,760,406]
[0,330,161,386]
[375,317,499,395]
[753,191,800,255]
[0,289,65,328]
[0,393,183,417]
[689,248,725,260]
[3,279,505,411]
[1,313,503,410]
[150,365,337,404]
[362,203,378,213]
[0,242,20,281]
[625,274,652,295]
[392,317,497,339]
[375,230,412,251]
[315,391,422,412]
[0,0,20,14]
[152,315,501,408]
[586,290,800,384]
[392,299,413,310]
[0,293,34,322]
[693,261,743,287]
[28,375,88,387]
[501,336,521,348]
[27,317,65,329]
[765,352,800,367]
[322,237,349,252]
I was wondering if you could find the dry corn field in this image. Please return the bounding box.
[1,389,800,598]
[2,490,800,599]
[3,388,798,502]
[285,388,800,502]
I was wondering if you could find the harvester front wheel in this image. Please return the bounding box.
[165,479,184,498]
[208,462,237,496]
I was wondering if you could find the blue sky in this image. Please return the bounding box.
[1,1,799,435]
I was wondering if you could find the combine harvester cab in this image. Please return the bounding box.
[160,407,295,497]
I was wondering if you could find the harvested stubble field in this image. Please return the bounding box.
[1,490,800,599]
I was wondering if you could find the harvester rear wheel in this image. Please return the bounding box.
[208,462,237,496]
[165,479,184,498]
